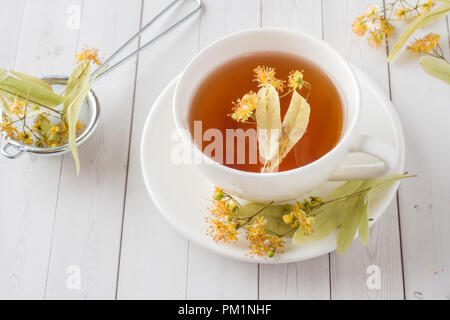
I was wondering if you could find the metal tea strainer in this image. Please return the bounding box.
[1,0,202,159]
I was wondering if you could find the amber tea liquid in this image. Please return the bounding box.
[188,52,344,173]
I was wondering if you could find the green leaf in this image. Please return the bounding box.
[294,174,413,251]
[0,70,65,107]
[293,205,340,244]
[40,116,52,139]
[9,70,52,90]
[0,91,46,119]
[358,200,369,246]
[64,62,91,175]
[420,56,450,84]
[387,3,450,62]
[337,192,367,254]
[293,180,365,245]
[63,64,85,113]
[326,180,365,201]
[237,203,293,236]
[0,94,13,117]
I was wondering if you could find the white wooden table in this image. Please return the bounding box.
[0,0,449,300]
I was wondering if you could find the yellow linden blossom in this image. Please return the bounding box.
[352,15,368,37]
[283,203,315,236]
[17,131,33,145]
[352,5,393,49]
[379,19,394,38]
[8,99,25,116]
[75,47,102,66]
[245,217,284,258]
[366,5,379,16]
[394,8,409,20]
[367,31,383,48]
[206,186,239,244]
[231,91,257,123]
[50,125,60,134]
[419,0,434,13]
[206,217,238,244]
[253,66,285,92]
[0,118,18,139]
[407,33,440,54]
[210,199,234,218]
[368,18,393,49]
[76,120,84,133]
[288,70,304,90]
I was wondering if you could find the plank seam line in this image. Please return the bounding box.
[43,0,86,298]
[114,0,145,300]
[12,0,26,68]
[184,3,204,300]
[383,0,406,300]
[184,242,190,299]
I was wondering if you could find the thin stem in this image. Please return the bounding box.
[223,192,241,207]
[308,187,372,213]
[279,89,294,99]
[308,174,417,215]
[237,200,274,229]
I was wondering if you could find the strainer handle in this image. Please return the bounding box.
[91,0,203,82]
[1,142,25,159]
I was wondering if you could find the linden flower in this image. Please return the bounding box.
[206,216,238,244]
[75,47,102,66]
[367,31,383,48]
[288,70,305,90]
[282,203,315,236]
[365,5,380,19]
[231,91,257,123]
[210,199,235,218]
[76,120,84,133]
[0,119,18,139]
[407,33,440,54]
[253,66,285,92]
[352,5,393,49]
[394,8,409,20]
[8,99,25,116]
[419,0,434,13]
[352,15,368,37]
[245,217,285,258]
[17,131,33,145]
[206,187,239,243]
[379,19,394,38]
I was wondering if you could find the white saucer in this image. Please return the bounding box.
[140,66,405,264]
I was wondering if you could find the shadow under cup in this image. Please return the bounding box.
[173,28,360,201]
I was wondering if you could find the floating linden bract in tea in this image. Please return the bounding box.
[230,65,311,172]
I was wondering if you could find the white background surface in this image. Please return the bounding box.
[0,0,449,300]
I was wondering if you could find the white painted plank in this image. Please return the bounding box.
[388,15,450,300]
[261,0,322,33]
[185,0,260,300]
[44,0,142,299]
[0,0,24,67]
[323,0,404,300]
[0,0,81,299]
[259,0,330,300]
[259,258,330,300]
[116,0,200,299]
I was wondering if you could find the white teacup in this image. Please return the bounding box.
[173,28,396,202]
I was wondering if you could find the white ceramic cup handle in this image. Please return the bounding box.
[330,135,397,181]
